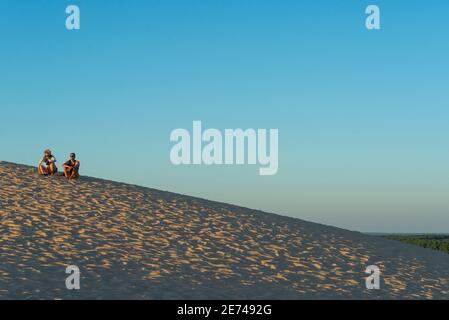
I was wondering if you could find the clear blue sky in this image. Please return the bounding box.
[1,0,448,233]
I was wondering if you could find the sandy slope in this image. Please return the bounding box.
[0,161,448,299]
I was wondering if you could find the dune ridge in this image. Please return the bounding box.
[1,160,448,299]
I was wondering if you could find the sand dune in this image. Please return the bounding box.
[0,161,448,299]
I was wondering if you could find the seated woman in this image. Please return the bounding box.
[38,149,58,175]
[63,153,80,179]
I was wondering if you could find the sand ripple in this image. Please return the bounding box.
[1,161,449,299]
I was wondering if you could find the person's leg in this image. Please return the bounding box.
[63,166,71,178]
[71,168,79,179]
[49,163,57,175]
[38,165,48,175]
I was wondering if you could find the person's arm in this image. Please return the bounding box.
[63,160,74,169]
[38,158,44,166]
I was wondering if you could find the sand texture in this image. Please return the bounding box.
[1,161,448,299]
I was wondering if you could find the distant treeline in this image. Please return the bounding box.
[382,235,449,254]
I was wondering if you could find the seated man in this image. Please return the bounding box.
[38,149,58,175]
[63,153,81,179]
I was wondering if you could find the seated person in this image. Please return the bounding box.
[38,149,58,175]
[63,153,80,179]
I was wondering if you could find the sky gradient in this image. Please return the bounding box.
[1,0,448,232]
